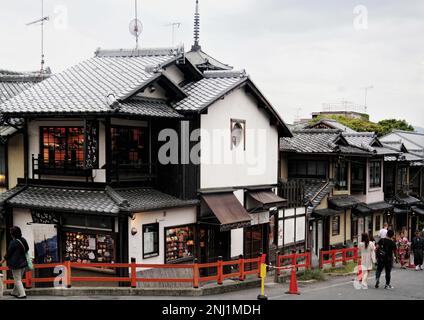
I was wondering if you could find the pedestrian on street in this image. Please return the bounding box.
[378,223,389,239]
[0,226,29,299]
[375,229,397,290]
[397,232,409,269]
[411,231,424,271]
[358,233,376,289]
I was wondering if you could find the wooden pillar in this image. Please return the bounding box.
[104,117,112,183]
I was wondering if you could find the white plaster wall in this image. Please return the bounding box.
[12,208,35,258]
[230,189,245,258]
[128,206,197,264]
[353,159,385,204]
[200,88,279,189]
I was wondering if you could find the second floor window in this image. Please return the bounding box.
[397,167,408,191]
[41,127,84,168]
[111,126,149,168]
[288,160,327,179]
[334,160,348,191]
[369,161,381,188]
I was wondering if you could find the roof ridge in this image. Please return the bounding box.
[292,129,341,134]
[203,70,247,79]
[94,47,183,58]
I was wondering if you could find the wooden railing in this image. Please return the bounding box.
[279,180,305,208]
[0,255,264,289]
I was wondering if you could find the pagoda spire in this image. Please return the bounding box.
[192,0,201,50]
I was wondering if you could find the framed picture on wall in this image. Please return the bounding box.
[143,223,159,259]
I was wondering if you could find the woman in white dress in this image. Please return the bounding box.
[358,233,376,289]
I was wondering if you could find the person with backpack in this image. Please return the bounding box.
[375,229,397,290]
[358,233,376,289]
[0,226,30,299]
[411,230,424,271]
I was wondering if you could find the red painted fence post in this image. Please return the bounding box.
[342,245,347,266]
[331,248,336,268]
[353,244,358,263]
[306,249,311,270]
[193,258,199,288]
[238,255,245,281]
[217,256,223,285]
[130,258,137,288]
[25,270,32,289]
[65,257,72,288]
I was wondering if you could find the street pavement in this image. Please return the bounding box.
[1,266,423,300]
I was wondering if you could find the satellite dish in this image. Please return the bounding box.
[129,18,143,37]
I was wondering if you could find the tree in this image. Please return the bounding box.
[377,119,415,136]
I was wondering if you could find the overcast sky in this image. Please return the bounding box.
[1,0,423,127]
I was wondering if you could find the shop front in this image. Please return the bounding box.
[165,224,196,264]
[199,192,252,264]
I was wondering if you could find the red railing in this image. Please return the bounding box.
[319,247,358,269]
[275,250,311,276]
[0,255,265,289]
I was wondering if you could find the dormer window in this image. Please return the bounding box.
[231,119,245,150]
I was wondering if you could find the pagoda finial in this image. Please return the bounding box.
[192,0,201,50]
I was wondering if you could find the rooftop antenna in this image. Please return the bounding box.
[192,0,201,50]
[26,0,49,74]
[362,85,374,114]
[129,0,143,49]
[165,22,181,47]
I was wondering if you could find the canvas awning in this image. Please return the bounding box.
[201,193,252,231]
[247,190,286,208]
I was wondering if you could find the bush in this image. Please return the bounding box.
[323,262,357,274]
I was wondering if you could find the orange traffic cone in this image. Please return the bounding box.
[285,267,300,295]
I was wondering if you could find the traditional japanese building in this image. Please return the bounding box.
[0,1,291,285]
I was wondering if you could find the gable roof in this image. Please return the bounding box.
[380,130,424,157]
[309,118,357,133]
[0,48,183,116]
[185,49,233,71]
[280,129,371,155]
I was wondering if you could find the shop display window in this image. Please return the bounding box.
[165,225,195,263]
[64,231,115,264]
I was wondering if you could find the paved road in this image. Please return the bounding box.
[1,266,423,300]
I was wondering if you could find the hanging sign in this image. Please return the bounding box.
[84,119,99,169]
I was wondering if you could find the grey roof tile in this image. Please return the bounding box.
[0,49,179,115]
[173,71,247,112]
[113,188,199,213]
[118,97,182,118]
[8,186,120,215]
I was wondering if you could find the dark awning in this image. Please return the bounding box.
[247,190,286,208]
[354,204,372,215]
[328,196,361,209]
[394,207,409,215]
[313,208,341,217]
[412,206,424,216]
[396,194,421,205]
[366,201,394,212]
[201,193,252,231]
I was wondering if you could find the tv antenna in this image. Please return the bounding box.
[362,85,374,114]
[129,0,143,49]
[165,22,181,47]
[26,0,50,73]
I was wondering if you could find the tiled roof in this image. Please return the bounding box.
[0,185,27,207]
[280,130,341,153]
[185,49,233,71]
[7,186,120,215]
[118,97,182,118]
[328,195,362,209]
[113,188,199,213]
[173,70,247,112]
[0,48,180,115]
[342,133,376,151]
[310,119,357,133]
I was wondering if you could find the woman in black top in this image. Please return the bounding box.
[0,226,29,298]
[375,229,397,290]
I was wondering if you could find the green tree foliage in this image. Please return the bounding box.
[309,116,414,137]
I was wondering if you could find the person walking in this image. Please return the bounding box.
[0,226,29,299]
[397,232,409,269]
[411,231,424,271]
[375,229,397,290]
[378,223,389,240]
[358,233,376,289]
